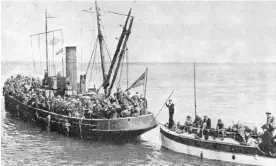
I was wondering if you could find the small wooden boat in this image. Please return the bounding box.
[159,63,276,165]
[160,125,276,166]
[4,94,158,140]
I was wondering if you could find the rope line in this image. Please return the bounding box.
[86,37,99,75]
[89,40,98,83]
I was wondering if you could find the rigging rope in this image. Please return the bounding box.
[89,41,98,83]
[97,48,102,82]
[126,48,129,89]
[103,38,111,61]
[60,30,65,76]
[117,50,126,87]
[52,32,55,76]
[38,35,42,74]
[30,37,36,77]
[86,37,99,75]
[59,30,64,76]
[101,25,112,61]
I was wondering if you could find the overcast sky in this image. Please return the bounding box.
[2,1,276,63]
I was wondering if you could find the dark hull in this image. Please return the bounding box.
[4,95,158,141]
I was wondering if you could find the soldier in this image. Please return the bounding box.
[131,92,139,102]
[165,99,175,129]
[193,115,203,128]
[140,95,148,110]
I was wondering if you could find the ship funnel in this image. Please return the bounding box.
[65,46,77,92]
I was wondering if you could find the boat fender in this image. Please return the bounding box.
[65,120,71,136]
[232,154,235,160]
[200,151,203,159]
[254,154,258,160]
[231,146,235,153]
[46,114,51,132]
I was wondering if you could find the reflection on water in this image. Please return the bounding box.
[2,62,275,166]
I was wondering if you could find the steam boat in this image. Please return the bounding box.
[4,1,158,140]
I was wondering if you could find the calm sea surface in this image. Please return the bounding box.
[1,62,276,166]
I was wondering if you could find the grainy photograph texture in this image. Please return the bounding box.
[1,1,276,166]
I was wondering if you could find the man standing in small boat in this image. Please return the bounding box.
[166,99,174,129]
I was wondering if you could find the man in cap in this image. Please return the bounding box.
[166,99,175,129]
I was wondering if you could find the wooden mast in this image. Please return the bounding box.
[107,17,134,97]
[103,9,132,95]
[45,9,49,75]
[95,1,106,84]
[193,62,197,117]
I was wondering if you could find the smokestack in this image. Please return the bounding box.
[66,46,77,92]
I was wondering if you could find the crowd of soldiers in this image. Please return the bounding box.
[3,74,148,119]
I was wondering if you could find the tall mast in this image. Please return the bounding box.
[95,1,106,83]
[103,9,132,94]
[107,17,134,97]
[45,9,49,74]
[193,62,197,117]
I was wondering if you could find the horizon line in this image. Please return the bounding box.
[1,61,276,64]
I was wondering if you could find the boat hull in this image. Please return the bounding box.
[4,95,158,141]
[160,125,276,166]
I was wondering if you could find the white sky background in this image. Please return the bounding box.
[2,1,276,63]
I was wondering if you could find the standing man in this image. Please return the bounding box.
[166,99,175,129]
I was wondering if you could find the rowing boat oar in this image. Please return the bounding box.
[151,90,174,124]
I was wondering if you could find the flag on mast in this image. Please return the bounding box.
[56,48,64,55]
[125,68,147,92]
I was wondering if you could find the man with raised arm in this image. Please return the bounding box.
[166,99,175,129]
